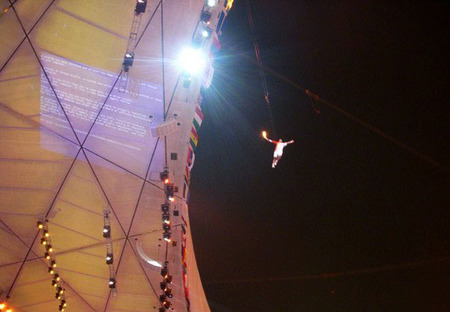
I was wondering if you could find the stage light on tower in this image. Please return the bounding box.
[106,253,114,265]
[207,0,216,7]
[109,278,116,289]
[135,0,147,14]
[103,225,111,238]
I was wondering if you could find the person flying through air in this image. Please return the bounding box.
[262,131,294,168]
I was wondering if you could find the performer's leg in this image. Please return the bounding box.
[272,156,280,168]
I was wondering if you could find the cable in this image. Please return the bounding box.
[204,256,450,285]
[245,0,276,137]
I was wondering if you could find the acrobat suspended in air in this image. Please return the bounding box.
[262,131,294,168]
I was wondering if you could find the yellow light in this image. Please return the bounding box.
[0,303,6,309]
[262,131,267,139]
[6,309,13,312]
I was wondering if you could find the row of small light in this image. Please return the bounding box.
[158,170,174,311]
[37,220,67,311]
[102,210,117,295]
[158,261,174,311]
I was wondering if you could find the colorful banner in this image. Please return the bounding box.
[181,217,190,311]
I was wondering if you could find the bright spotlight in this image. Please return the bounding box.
[207,0,216,7]
[177,47,207,76]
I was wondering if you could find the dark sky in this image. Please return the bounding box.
[190,1,449,311]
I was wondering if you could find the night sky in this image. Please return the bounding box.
[190,1,449,311]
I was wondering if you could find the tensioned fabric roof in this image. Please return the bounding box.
[0,0,214,311]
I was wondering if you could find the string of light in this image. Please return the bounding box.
[102,209,117,296]
[159,169,174,311]
[37,220,67,311]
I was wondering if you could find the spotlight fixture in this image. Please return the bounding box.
[165,287,173,298]
[162,213,170,224]
[37,220,44,229]
[160,267,168,277]
[0,302,6,309]
[57,286,64,295]
[103,225,111,238]
[160,170,169,182]
[200,10,212,24]
[159,295,166,303]
[52,280,59,287]
[58,304,65,311]
[43,230,50,237]
[51,260,57,268]
[123,53,135,72]
[44,252,51,260]
[201,27,212,38]
[163,223,171,231]
[163,232,171,243]
[135,0,147,14]
[162,300,171,309]
[164,274,173,284]
[165,183,175,202]
[48,267,55,274]
[46,244,53,252]
[207,0,217,7]
[54,273,60,281]
[160,281,167,290]
[55,293,62,300]
[161,204,169,213]
[106,253,114,265]
[60,300,67,308]
[109,278,116,289]
[40,237,47,245]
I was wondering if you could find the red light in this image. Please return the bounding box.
[164,178,170,184]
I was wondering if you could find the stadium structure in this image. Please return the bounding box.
[0,0,232,311]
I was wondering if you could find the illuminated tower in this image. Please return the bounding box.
[0,1,232,311]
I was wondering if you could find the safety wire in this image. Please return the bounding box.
[245,0,276,137]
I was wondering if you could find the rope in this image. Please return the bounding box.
[204,256,450,285]
[245,0,276,137]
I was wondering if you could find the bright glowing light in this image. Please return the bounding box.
[262,131,267,139]
[177,47,207,76]
[207,0,216,7]
[0,303,6,309]
[202,30,209,38]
